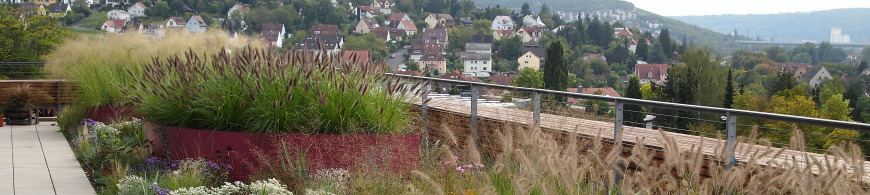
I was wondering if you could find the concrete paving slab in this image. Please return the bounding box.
[7,122,96,194]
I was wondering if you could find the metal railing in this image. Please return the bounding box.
[387,73,870,173]
[0,62,47,79]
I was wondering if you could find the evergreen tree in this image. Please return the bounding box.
[625,76,644,127]
[543,41,568,92]
[650,42,665,63]
[659,28,673,57]
[859,60,868,72]
[636,38,649,61]
[521,2,532,15]
[724,68,734,108]
[773,71,798,95]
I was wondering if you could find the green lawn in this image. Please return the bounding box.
[66,27,101,35]
[74,11,107,29]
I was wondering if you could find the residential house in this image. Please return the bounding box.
[802,66,833,87]
[341,50,371,65]
[583,53,607,64]
[615,28,633,37]
[349,6,377,19]
[522,15,545,27]
[778,63,811,79]
[47,3,70,17]
[861,69,870,76]
[388,20,417,35]
[394,70,423,76]
[419,51,447,76]
[227,4,249,19]
[441,70,483,82]
[493,29,514,40]
[101,19,126,33]
[104,0,125,7]
[107,10,130,20]
[186,15,207,33]
[422,28,448,46]
[551,25,568,33]
[516,27,544,43]
[488,73,518,86]
[124,20,143,32]
[461,52,493,78]
[424,13,454,29]
[634,64,671,84]
[355,17,379,34]
[458,17,473,27]
[370,27,393,43]
[471,34,493,43]
[373,0,393,14]
[128,2,146,17]
[409,39,443,61]
[295,34,345,57]
[386,13,410,22]
[18,4,46,16]
[2,0,22,4]
[433,22,455,29]
[567,87,621,105]
[166,17,186,27]
[517,47,545,71]
[260,23,286,47]
[142,23,166,37]
[32,0,56,6]
[310,25,339,35]
[465,43,491,54]
[491,16,515,30]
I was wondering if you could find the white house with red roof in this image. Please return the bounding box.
[634,64,671,84]
[516,27,544,43]
[491,16,515,30]
[128,2,146,17]
[186,15,207,33]
[386,13,410,22]
[101,19,127,33]
[394,20,417,35]
[166,17,186,28]
[260,23,286,47]
[107,9,130,20]
[615,28,632,37]
[373,0,394,14]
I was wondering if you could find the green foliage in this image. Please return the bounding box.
[724,68,735,108]
[498,36,524,60]
[625,76,644,127]
[344,34,389,61]
[145,1,172,19]
[512,67,543,88]
[542,41,567,92]
[130,47,417,134]
[74,11,108,29]
[0,5,71,63]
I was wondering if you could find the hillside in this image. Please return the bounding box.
[473,0,635,13]
[635,9,746,55]
[672,8,870,43]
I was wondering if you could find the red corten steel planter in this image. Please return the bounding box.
[144,121,420,181]
[86,106,140,123]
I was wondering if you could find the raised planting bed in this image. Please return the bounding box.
[86,106,139,123]
[5,109,38,125]
[144,121,420,181]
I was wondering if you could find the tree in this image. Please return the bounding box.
[862,46,870,62]
[659,28,673,56]
[520,2,531,15]
[791,52,812,64]
[724,68,734,108]
[472,19,492,34]
[636,38,649,61]
[406,60,420,71]
[649,42,666,64]
[625,76,644,127]
[772,71,798,96]
[145,1,172,18]
[859,61,868,72]
[762,46,788,62]
[498,36,523,60]
[0,5,70,62]
[512,67,543,88]
[543,41,568,92]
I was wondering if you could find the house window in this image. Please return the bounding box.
[648,72,652,77]
[483,61,487,64]
[483,67,487,70]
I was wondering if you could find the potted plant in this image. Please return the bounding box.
[0,108,5,127]
[0,84,51,125]
[132,47,427,180]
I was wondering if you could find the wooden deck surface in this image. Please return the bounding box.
[416,98,870,182]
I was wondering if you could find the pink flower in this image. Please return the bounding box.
[476,163,484,168]
[452,155,459,160]
[456,166,462,171]
[464,164,473,168]
[444,161,452,165]
[460,168,467,174]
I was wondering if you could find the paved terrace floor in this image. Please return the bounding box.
[1,122,95,195]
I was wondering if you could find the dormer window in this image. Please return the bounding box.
[648,72,652,77]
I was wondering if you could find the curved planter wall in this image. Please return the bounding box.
[86,106,139,123]
[144,121,420,180]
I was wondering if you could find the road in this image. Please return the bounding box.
[386,47,408,71]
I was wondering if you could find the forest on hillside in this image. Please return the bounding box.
[673,8,870,43]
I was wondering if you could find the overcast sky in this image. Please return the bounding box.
[626,0,870,16]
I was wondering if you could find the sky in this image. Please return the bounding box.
[626,0,870,16]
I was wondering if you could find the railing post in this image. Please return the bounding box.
[421,83,429,143]
[533,92,541,129]
[726,111,737,170]
[57,80,61,115]
[613,100,624,184]
[470,84,478,140]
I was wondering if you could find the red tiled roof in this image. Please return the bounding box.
[488,73,518,86]
[616,28,632,36]
[567,87,621,104]
[401,20,417,31]
[104,19,127,28]
[634,64,671,83]
[387,13,407,22]
[441,70,482,82]
[310,25,339,35]
[168,17,186,25]
[133,2,146,8]
[494,30,514,37]
[260,23,284,42]
[341,50,370,64]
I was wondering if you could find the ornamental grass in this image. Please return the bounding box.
[127,46,426,134]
